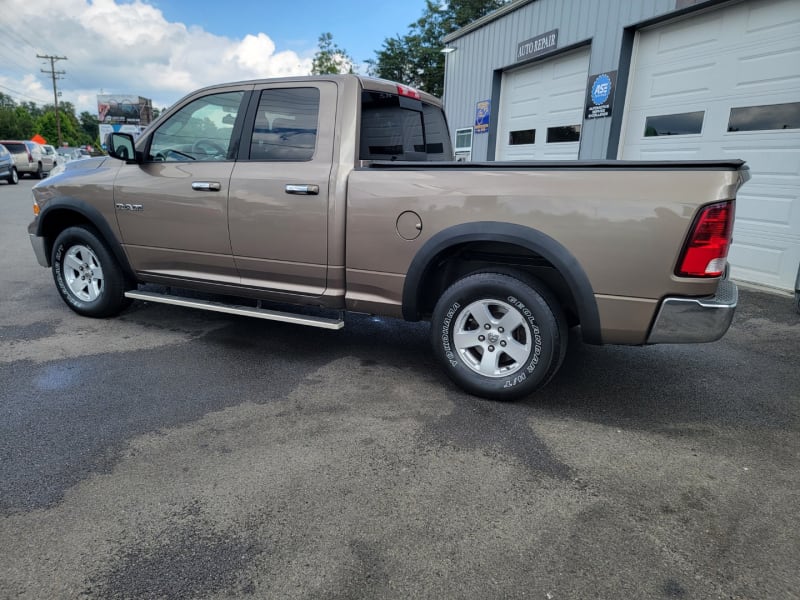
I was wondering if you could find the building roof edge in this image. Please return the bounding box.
[443,0,537,43]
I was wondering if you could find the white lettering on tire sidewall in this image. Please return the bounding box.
[502,295,544,388]
[440,301,461,367]
[54,242,87,308]
[53,243,74,305]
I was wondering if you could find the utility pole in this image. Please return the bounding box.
[37,54,67,146]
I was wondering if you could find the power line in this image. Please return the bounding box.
[0,83,51,105]
[38,54,68,146]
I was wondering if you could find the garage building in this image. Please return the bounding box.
[442,0,800,292]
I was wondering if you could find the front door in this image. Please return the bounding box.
[114,88,248,284]
[228,82,337,296]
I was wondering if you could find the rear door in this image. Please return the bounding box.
[114,86,249,283]
[227,81,337,295]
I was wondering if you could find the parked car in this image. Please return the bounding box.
[41,144,58,171]
[55,147,74,162]
[0,143,18,184]
[0,140,51,178]
[55,147,92,162]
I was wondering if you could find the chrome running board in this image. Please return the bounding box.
[124,290,344,330]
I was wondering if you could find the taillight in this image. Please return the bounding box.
[677,201,734,277]
[26,149,33,162]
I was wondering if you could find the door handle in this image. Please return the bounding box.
[192,181,221,191]
[285,184,319,195]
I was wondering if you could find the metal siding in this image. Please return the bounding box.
[443,0,684,160]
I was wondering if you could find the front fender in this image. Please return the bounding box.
[31,198,134,280]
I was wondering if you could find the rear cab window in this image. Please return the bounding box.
[359,89,453,162]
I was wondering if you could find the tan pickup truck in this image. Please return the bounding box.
[28,74,749,400]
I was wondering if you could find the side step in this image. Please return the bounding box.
[124,290,344,330]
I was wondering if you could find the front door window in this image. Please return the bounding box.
[148,91,244,162]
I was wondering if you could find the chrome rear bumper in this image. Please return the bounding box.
[647,280,738,344]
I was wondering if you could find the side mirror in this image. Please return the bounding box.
[107,132,138,162]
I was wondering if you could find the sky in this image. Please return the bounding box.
[0,0,431,115]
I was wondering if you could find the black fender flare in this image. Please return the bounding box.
[402,221,602,344]
[35,198,136,280]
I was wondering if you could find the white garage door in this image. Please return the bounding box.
[620,0,800,291]
[496,47,590,161]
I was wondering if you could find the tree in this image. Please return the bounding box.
[369,0,507,97]
[311,32,355,75]
[0,105,36,140]
[79,111,99,140]
[36,108,84,147]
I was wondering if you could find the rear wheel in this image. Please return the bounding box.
[6,167,18,184]
[36,162,44,179]
[51,226,132,317]
[431,272,567,400]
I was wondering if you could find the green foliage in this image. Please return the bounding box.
[79,111,99,140]
[311,32,355,75]
[35,111,84,146]
[0,95,97,146]
[368,0,507,97]
[0,105,36,139]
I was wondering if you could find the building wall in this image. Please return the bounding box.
[442,0,722,161]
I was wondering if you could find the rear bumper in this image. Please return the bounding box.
[647,279,738,344]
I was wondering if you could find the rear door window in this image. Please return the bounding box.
[249,88,320,161]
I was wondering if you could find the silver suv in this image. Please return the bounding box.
[0,140,51,179]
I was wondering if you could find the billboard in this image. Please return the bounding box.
[97,94,153,125]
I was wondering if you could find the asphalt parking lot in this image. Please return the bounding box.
[1,178,798,600]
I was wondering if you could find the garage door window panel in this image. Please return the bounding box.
[644,111,704,137]
[727,102,800,132]
[547,125,581,143]
[509,129,536,145]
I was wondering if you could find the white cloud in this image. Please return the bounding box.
[2,0,314,113]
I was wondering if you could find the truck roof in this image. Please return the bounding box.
[173,74,443,108]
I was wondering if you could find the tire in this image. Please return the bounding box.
[51,226,132,318]
[431,272,568,401]
[36,162,44,179]
[7,167,18,185]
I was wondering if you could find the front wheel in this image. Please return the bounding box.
[431,272,567,400]
[7,167,18,184]
[51,226,132,318]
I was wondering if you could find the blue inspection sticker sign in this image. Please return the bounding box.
[585,71,617,119]
[475,100,490,134]
[591,74,612,105]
